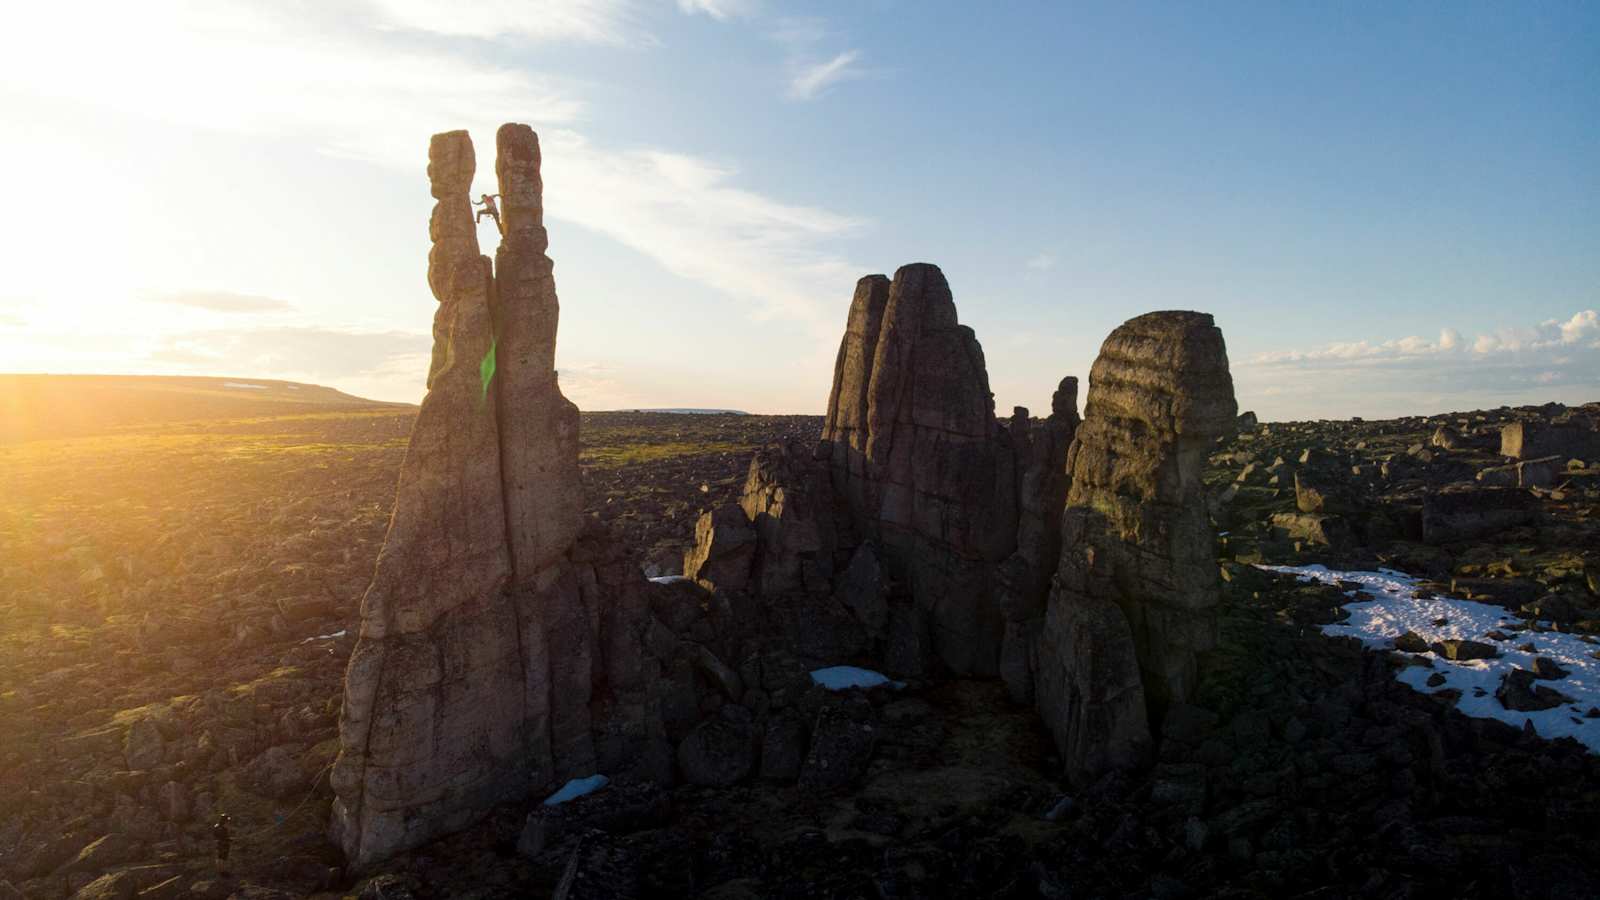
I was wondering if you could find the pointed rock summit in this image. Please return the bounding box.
[819,264,1019,675]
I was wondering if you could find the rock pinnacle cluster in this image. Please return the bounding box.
[333,125,1240,871]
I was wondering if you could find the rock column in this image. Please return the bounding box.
[331,126,668,871]
[331,130,528,866]
[818,264,1018,675]
[1035,312,1236,783]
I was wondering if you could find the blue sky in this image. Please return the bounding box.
[0,1,1595,419]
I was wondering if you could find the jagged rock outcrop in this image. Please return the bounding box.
[817,265,1019,675]
[331,127,669,870]
[997,378,1080,703]
[1035,311,1237,784]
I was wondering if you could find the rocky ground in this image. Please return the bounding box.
[3,401,1599,899]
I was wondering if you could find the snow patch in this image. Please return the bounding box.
[222,381,268,390]
[543,774,608,806]
[299,629,347,644]
[648,575,691,585]
[1260,564,1600,752]
[810,666,904,692]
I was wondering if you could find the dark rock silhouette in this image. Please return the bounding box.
[817,265,1019,675]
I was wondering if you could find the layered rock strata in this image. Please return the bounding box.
[1035,312,1237,784]
[331,128,668,870]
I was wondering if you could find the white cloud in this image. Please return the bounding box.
[1026,252,1058,271]
[1253,309,1599,365]
[789,50,863,100]
[542,133,865,325]
[368,0,641,43]
[0,0,865,335]
[676,0,757,21]
[1237,307,1600,420]
[1555,309,1599,345]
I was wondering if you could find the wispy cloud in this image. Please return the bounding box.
[0,0,865,336]
[149,290,294,313]
[788,50,863,101]
[676,0,757,21]
[1026,252,1058,271]
[369,0,643,43]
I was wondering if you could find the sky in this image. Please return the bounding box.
[0,1,1595,420]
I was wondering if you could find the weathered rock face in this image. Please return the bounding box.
[331,127,668,870]
[997,378,1080,703]
[1036,311,1236,785]
[492,123,583,578]
[1501,419,1599,461]
[1422,485,1539,544]
[818,264,1019,675]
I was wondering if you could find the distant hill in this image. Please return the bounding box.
[612,408,752,415]
[0,374,406,444]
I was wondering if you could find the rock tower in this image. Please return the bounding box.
[330,128,669,869]
[1034,311,1237,783]
[818,264,1020,675]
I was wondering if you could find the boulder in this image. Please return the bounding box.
[155,781,188,823]
[759,711,808,781]
[835,542,890,637]
[738,440,838,597]
[1501,420,1599,460]
[246,746,307,800]
[70,873,137,900]
[682,504,755,592]
[123,719,164,771]
[1516,456,1562,489]
[62,833,143,875]
[1496,669,1569,712]
[1431,639,1498,662]
[1269,512,1350,547]
[676,710,756,787]
[1036,311,1236,784]
[1421,486,1539,544]
[799,695,877,791]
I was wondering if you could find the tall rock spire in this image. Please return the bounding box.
[491,123,582,579]
[1034,311,1236,784]
[330,129,523,867]
[331,126,669,870]
[819,263,1018,675]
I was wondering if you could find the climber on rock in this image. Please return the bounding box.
[473,193,502,232]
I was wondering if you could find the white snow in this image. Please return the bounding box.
[298,629,347,644]
[222,381,268,390]
[542,774,609,806]
[648,575,691,585]
[1260,564,1600,752]
[810,666,904,692]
